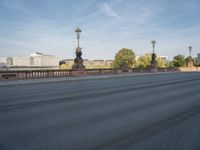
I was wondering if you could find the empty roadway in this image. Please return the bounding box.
[0,72,200,150]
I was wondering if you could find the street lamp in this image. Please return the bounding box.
[151,40,157,69]
[75,27,82,48]
[188,46,192,59]
[151,40,156,54]
[72,27,85,70]
[188,46,193,67]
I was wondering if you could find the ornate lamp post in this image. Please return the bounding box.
[72,27,85,70]
[76,27,81,48]
[151,40,157,69]
[188,46,193,67]
[152,40,156,54]
[189,46,192,58]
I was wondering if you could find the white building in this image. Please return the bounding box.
[0,57,7,64]
[0,52,59,67]
[6,57,13,66]
[158,56,169,64]
[12,57,30,66]
[30,52,59,67]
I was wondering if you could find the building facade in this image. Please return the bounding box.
[30,52,59,67]
[197,53,200,65]
[6,57,13,66]
[92,60,105,67]
[60,59,114,69]
[0,57,7,64]
[158,56,168,64]
[13,57,30,66]
[105,60,113,67]
[1,52,59,67]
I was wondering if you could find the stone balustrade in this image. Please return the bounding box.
[0,68,178,80]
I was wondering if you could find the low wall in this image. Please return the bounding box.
[0,68,178,81]
[179,67,200,72]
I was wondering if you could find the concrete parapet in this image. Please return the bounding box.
[0,68,178,81]
[151,68,158,73]
[179,67,200,72]
[72,71,87,77]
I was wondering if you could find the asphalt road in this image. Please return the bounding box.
[0,72,200,150]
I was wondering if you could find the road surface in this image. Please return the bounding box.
[0,72,200,150]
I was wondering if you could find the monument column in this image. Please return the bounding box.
[72,27,85,70]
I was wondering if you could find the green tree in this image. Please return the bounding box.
[137,53,151,68]
[172,55,186,67]
[185,56,197,66]
[136,54,167,68]
[113,48,136,69]
[157,57,167,68]
[168,61,175,68]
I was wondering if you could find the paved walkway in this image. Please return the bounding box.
[0,72,179,86]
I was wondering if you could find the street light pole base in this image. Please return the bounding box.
[72,57,85,71]
[150,53,157,70]
[187,60,193,68]
[72,47,85,71]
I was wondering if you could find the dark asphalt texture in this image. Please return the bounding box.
[0,72,200,150]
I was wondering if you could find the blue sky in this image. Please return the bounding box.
[0,0,200,60]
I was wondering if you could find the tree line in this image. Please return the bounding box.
[113,48,197,69]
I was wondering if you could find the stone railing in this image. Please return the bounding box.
[0,68,178,80]
[179,67,200,72]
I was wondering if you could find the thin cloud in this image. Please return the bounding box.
[99,2,122,19]
[1,0,30,14]
[0,0,200,60]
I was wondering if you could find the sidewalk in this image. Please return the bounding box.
[0,72,178,86]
